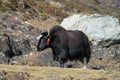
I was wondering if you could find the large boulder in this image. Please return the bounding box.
[61,14,120,46]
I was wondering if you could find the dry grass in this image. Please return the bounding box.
[1,0,120,23]
[27,17,59,30]
[0,64,120,80]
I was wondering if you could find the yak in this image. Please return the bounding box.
[37,25,91,68]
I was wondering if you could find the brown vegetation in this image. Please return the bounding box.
[1,0,120,23]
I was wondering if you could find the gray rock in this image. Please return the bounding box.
[61,14,120,46]
[36,48,59,67]
[0,12,34,64]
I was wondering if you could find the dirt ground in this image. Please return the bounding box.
[0,64,120,80]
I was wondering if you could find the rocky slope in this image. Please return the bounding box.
[0,0,120,22]
[0,0,120,80]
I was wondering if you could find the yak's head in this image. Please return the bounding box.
[37,31,50,51]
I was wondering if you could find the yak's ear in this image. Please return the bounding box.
[41,31,48,36]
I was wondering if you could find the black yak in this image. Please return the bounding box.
[37,25,91,68]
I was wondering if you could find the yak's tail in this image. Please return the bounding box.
[83,33,91,64]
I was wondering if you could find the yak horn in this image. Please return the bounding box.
[37,35,42,40]
[47,30,50,37]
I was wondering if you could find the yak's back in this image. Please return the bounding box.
[50,25,66,36]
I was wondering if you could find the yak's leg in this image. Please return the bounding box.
[59,50,68,68]
[80,57,87,69]
[59,55,66,68]
[83,57,87,69]
[60,60,64,68]
[58,54,65,68]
